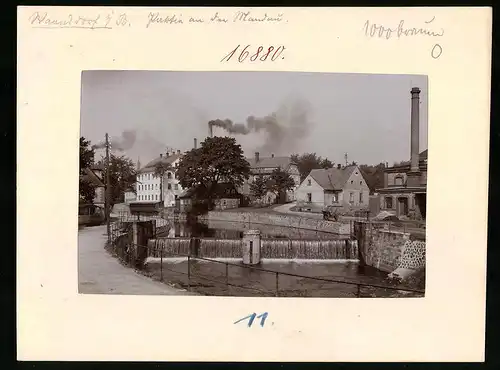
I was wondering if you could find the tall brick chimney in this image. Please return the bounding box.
[407,87,421,187]
[194,138,197,149]
[255,152,260,163]
[410,87,421,172]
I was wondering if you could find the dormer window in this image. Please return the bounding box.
[307,179,311,186]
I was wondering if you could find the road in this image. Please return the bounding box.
[78,225,193,295]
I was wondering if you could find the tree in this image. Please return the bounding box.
[79,136,96,204]
[359,163,386,194]
[291,152,334,182]
[97,154,137,208]
[176,136,250,209]
[153,161,173,205]
[249,175,268,201]
[267,167,296,204]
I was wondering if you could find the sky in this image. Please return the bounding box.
[80,71,428,166]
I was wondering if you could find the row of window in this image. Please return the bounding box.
[384,196,414,209]
[137,172,175,182]
[306,179,363,186]
[138,194,159,201]
[305,192,364,204]
[138,183,179,191]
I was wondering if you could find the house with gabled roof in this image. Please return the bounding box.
[239,152,301,203]
[295,164,370,211]
[80,166,105,207]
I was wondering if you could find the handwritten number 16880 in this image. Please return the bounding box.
[221,45,285,63]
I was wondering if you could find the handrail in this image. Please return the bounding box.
[143,244,424,295]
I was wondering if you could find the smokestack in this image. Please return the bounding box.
[208,122,213,138]
[194,138,197,149]
[410,87,421,172]
[255,152,260,163]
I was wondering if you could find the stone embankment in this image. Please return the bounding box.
[198,210,351,235]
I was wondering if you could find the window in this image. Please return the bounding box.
[385,196,393,209]
[174,184,178,190]
[395,176,404,186]
[359,192,364,203]
[156,195,158,200]
[349,192,354,203]
[167,172,172,179]
[307,193,312,202]
[355,171,359,175]
[307,179,311,186]
[360,181,362,185]
[351,180,353,184]
[167,184,172,190]
[332,193,338,204]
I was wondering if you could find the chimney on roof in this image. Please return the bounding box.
[166,151,170,157]
[271,153,274,158]
[194,138,197,149]
[337,164,341,169]
[255,152,260,163]
[177,150,181,155]
[160,153,163,158]
[208,122,213,138]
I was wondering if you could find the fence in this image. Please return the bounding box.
[107,216,425,297]
[348,219,426,240]
[141,243,425,298]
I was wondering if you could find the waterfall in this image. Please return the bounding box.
[149,237,359,260]
[261,238,356,260]
[149,238,191,257]
[199,238,243,258]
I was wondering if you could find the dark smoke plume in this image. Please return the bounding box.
[92,130,137,151]
[208,98,313,156]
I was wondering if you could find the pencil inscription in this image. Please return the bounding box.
[363,17,444,59]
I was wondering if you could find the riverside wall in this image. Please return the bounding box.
[354,221,426,274]
[198,210,351,235]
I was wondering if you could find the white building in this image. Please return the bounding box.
[135,150,184,207]
[296,164,370,212]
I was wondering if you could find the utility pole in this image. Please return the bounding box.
[105,133,111,244]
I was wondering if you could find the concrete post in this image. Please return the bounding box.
[132,221,138,263]
[242,230,261,265]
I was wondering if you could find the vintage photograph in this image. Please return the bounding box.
[78,71,427,298]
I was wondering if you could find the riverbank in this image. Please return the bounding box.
[199,209,351,235]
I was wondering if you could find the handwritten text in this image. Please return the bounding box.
[221,45,286,63]
[234,312,269,327]
[28,11,131,29]
[363,17,444,59]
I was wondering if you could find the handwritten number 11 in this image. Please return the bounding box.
[234,312,268,327]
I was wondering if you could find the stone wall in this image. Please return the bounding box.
[200,211,351,235]
[354,221,426,274]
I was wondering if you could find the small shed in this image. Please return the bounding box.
[129,201,162,216]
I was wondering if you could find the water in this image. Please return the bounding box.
[156,219,342,240]
[144,260,422,298]
[138,217,421,297]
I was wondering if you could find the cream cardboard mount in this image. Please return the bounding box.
[17,6,491,362]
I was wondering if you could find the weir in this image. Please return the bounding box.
[147,236,358,260]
